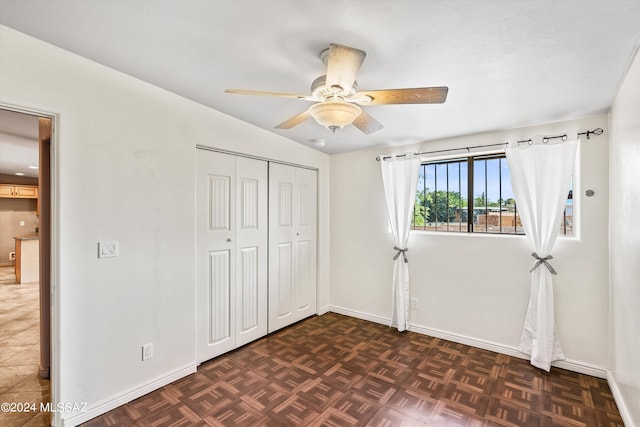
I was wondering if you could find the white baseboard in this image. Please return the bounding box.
[328,305,391,327]
[552,359,607,379]
[62,364,197,427]
[410,323,607,378]
[327,305,607,379]
[317,304,331,316]
[607,370,636,427]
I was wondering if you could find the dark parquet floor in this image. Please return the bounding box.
[84,313,623,426]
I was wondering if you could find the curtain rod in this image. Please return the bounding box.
[375,127,604,161]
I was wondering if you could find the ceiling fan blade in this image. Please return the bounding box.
[352,110,383,134]
[355,86,448,105]
[325,44,366,93]
[225,88,315,101]
[274,109,311,129]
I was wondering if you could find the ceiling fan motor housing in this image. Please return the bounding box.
[311,75,358,100]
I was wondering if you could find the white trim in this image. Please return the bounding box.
[317,304,331,316]
[62,364,196,426]
[195,144,317,171]
[410,323,607,378]
[327,305,607,378]
[328,305,391,326]
[607,370,636,427]
[552,359,606,379]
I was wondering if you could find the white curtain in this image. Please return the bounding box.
[506,138,578,371]
[380,155,420,332]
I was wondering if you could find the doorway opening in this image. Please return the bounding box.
[0,105,54,426]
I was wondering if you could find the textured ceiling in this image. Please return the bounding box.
[1,0,640,154]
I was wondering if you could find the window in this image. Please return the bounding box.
[412,154,573,236]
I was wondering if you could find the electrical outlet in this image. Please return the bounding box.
[142,343,153,361]
[411,298,419,309]
[98,241,119,258]
[9,252,16,261]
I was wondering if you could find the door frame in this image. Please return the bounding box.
[0,102,59,424]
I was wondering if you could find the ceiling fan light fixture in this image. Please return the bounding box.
[309,101,361,132]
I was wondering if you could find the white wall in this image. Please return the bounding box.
[609,45,640,426]
[330,115,610,373]
[0,25,330,426]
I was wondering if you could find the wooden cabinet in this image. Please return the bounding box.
[0,185,13,197]
[15,186,38,198]
[0,184,38,199]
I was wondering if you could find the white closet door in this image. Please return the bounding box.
[268,163,317,333]
[234,157,268,347]
[196,150,267,363]
[197,150,236,363]
[292,167,317,322]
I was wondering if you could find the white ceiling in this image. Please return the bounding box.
[1,0,640,154]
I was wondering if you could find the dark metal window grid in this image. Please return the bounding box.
[412,154,572,236]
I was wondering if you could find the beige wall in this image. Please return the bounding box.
[0,174,39,266]
[0,173,38,185]
[0,198,38,266]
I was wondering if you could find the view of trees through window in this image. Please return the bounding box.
[413,154,573,236]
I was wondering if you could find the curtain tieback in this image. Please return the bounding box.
[393,247,409,263]
[530,252,557,275]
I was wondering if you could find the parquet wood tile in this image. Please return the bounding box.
[83,313,624,426]
[386,386,439,415]
[239,382,292,413]
[485,397,542,427]
[325,391,385,424]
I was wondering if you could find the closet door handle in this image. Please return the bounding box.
[226,238,232,242]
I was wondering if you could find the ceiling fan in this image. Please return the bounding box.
[226,43,448,134]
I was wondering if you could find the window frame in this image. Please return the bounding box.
[412,152,575,237]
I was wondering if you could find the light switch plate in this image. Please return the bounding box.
[142,343,153,361]
[98,241,119,258]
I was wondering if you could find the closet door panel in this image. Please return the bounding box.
[235,157,268,347]
[294,240,311,312]
[268,163,295,332]
[269,163,317,333]
[276,242,293,318]
[293,167,317,320]
[197,150,236,363]
[238,246,258,334]
[208,250,231,344]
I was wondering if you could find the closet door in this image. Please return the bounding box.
[268,163,317,333]
[234,157,268,347]
[196,150,267,363]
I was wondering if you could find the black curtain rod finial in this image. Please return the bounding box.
[577,127,604,140]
